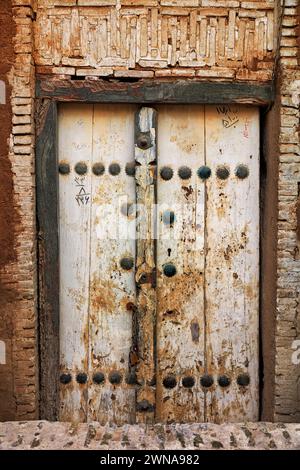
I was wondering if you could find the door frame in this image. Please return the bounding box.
[35,77,274,421]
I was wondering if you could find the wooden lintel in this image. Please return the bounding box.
[36,77,274,106]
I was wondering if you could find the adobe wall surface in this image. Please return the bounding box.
[274,0,300,422]
[0,0,299,423]
[0,0,37,421]
[0,0,18,421]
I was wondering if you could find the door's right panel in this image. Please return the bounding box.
[156,105,206,423]
[204,105,259,422]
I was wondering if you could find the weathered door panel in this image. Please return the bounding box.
[58,104,93,422]
[88,104,137,424]
[58,103,259,424]
[156,105,206,423]
[204,105,259,422]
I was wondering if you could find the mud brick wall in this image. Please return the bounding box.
[34,0,276,81]
[274,0,300,422]
[0,0,37,420]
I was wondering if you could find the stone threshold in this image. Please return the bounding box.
[0,421,300,450]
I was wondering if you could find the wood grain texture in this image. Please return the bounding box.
[135,107,157,423]
[36,78,274,106]
[89,104,137,425]
[36,99,59,421]
[156,105,206,423]
[42,102,260,424]
[204,104,260,422]
[34,4,275,78]
[58,104,93,422]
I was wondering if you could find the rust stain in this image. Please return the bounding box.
[157,270,204,317]
[216,192,229,219]
[245,283,255,299]
[90,278,117,314]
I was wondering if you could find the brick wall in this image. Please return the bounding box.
[0,0,37,420]
[274,0,300,422]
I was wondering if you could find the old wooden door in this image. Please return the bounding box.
[58,103,259,424]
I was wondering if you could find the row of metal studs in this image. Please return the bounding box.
[58,161,249,180]
[163,374,250,389]
[58,161,136,176]
[160,165,249,180]
[60,372,250,388]
[60,371,125,385]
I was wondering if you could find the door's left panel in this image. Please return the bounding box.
[58,104,93,422]
[58,104,137,424]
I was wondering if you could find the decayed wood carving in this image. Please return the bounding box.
[35,3,275,79]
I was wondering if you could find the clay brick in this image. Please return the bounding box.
[282,17,299,27]
[12,104,32,115]
[13,115,31,125]
[78,0,116,5]
[36,66,76,75]
[13,135,32,145]
[280,57,298,66]
[196,67,235,78]
[114,70,154,77]
[13,145,32,155]
[280,48,298,57]
[76,68,113,76]
[160,0,198,6]
[284,0,298,6]
[12,0,34,6]
[241,2,274,9]
[202,1,239,7]
[12,124,33,135]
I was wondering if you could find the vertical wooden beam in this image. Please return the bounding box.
[36,99,59,420]
[135,107,157,423]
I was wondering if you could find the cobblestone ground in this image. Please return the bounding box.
[0,421,299,450]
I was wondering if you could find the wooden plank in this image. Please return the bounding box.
[120,16,128,59]
[180,17,188,58]
[156,105,205,423]
[218,17,226,58]
[161,16,168,58]
[36,78,274,106]
[88,104,137,425]
[140,15,148,57]
[169,17,178,66]
[199,19,207,57]
[135,107,157,423]
[151,8,158,50]
[129,17,137,68]
[204,104,260,422]
[189,10,197,50]
[58,104,93,423]
[36,99,59,421]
